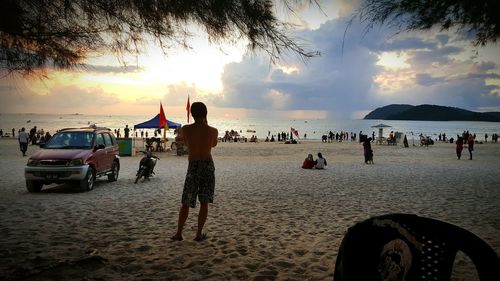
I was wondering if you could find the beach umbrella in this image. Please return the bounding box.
[371,123,392,144]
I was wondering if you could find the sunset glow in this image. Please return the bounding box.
[0,1,498,119]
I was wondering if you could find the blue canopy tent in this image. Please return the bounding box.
[133,114,182,153]
[133,114,182,129]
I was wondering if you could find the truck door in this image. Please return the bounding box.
[94,133,109,172]
[103,133,117,168]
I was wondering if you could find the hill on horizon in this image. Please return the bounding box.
[364,104,500,122]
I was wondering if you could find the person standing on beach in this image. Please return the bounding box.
[363,137,374,164]
[455,137,464,160]
[18,127,29,156]
[12,128,15,138]
[171,102,218,242]
[124,125,130,138]
[467,135,475,160]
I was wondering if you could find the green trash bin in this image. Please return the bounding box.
[117,138,132,156]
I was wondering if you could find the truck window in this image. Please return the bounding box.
[109,133,117,145]
[95,133,105,147]
[103,133,113,147]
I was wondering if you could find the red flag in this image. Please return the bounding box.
[291,127,300,139]
[159,102,167,128]
[186,95,190,123]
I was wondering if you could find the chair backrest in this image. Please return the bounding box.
[333,213,500,281]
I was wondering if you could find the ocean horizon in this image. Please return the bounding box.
[1,113,499,141]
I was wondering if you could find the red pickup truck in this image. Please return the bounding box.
[24,126,120,192]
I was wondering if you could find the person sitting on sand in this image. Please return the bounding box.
[314,152,327,169]
[302,154,315,169]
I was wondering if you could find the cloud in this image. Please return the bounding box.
[464,72,500,80]
[83,65,142,73]
[0,84,119,113]
[387,77,499,110]
[380,37,437,51]
[213,18,386,118]
[415,73,445,86]
[2,1,498,117]
[435,34,449,45]
[0,85,15,91]
[212,11,500,117]
[477,62,496,71]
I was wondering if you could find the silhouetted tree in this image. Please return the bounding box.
[0,0,319,77]
[356,0,499,45]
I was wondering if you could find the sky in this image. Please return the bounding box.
[1,0,499,119]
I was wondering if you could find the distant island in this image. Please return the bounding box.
[364,104,500,122]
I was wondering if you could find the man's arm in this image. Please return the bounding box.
[178,127,187,142]
[212,128,218,147]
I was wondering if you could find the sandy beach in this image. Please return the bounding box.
[0,137,499,280]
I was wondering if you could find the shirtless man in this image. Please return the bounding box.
[171,102,218,242]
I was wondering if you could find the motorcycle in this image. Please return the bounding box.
[135,150,160,184]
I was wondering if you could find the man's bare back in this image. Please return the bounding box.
[171,101,218,242]
[181,121,218,161]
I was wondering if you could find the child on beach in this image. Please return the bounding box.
[302,154,315,169]
[314,152,327,169]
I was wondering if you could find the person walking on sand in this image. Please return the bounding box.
[455,137,464,160]
[18,127,29,156]
[171,102,218,242]
[467,135,475,160]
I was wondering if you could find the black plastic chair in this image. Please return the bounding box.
[333,213,500,281]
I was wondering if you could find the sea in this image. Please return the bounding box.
[1,113,499,141]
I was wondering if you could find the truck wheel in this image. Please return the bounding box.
[107,161,119,182]
[80,167,95,191]
[26,180,43,192]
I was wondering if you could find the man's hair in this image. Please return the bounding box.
[191,102,207,119]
